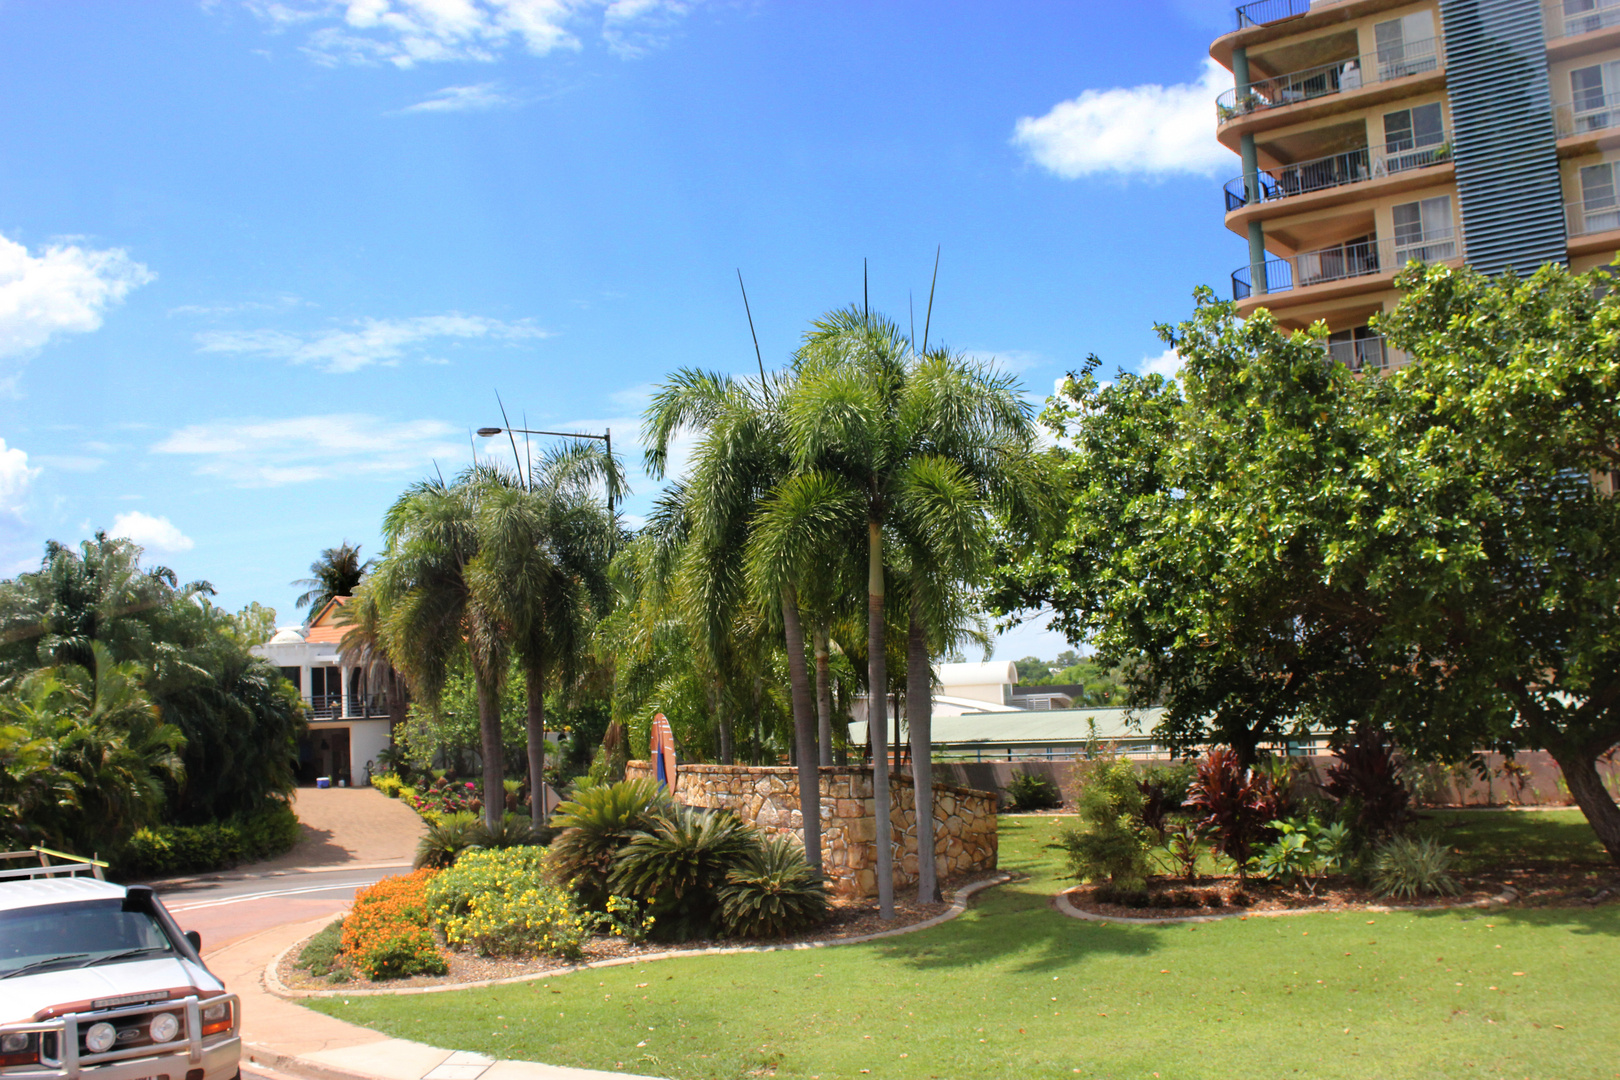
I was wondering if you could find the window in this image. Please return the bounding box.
[1382,102,1445,171]
[278,665,301,690]
[1579,162,1620,233]
[1393,196,1455,261]
[1374,11,1438,80]
[1571,62,1620,129]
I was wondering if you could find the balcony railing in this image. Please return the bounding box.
[1321,333,1404,373]
[307,692,391,720]
[1222,136,1449,210]
[1556,92,1620,137]
[1216,36,1443,120]
[1235,0,1311,30]
[1567,197,1620,235]
[1546,0,1620,39]
[1231,231,1458,299]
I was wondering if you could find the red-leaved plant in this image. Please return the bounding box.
[1186,748,1295,884]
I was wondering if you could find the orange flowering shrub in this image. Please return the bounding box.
[340,869,448,980]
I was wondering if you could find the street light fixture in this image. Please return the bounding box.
[476,425,614,512]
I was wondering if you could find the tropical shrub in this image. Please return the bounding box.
[371,774,404,798]
[608,804,760,941]
[1164,819,1211,882]
[116,800,301,877]
[481,812,543,850]
[1323,723,1414,843]
[1251,817,1351,895]
[293,919,350,983]
[1004,771,1063,811]
[1136,763,1194,839]
[598,895,655,944]
[426,847,591,959]
[341,869,447,980]
[1058,758,1152,891]
[1186,749,1295,882]
[717,834,831,938]
[1371,835,1460,899]
[407,776,481,818]
[548,778,668,908]
[415,811,485,870]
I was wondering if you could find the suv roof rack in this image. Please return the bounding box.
[0,846,108,881]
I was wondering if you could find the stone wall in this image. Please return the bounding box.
[624,761,997,899]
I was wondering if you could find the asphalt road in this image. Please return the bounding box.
[156,864,407,955]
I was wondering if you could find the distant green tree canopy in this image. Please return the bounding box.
[992,263,1620,865]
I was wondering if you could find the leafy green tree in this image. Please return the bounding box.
[996,264,1620,864]
[292,541,374,622]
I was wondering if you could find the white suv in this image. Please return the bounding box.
[0,851,240,1080]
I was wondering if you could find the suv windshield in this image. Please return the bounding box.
[0,900,178,978]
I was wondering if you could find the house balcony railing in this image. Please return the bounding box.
[1321,333,1404,373]
[1556,92,1620,137]
[1216,36,1443,121]
[1231,230,1458,300]
[1546,0,1620,39]
[307,692,391,720]
[1222,135,1450,210]
[1567,197,1620,235]
[1235,0,1311,31]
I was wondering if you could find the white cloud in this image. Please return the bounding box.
[152,412,469,486]
[246,0,695,68]
[402,82,514,112]
[1138,347,1182,380]
[1012,58,1237,180]
[194,313,550,373]
[0,439,39,517]
[33,454,106,473]
[0,233,154,378]
[111,511,194,553]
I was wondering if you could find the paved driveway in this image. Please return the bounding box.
[257,786,427,870]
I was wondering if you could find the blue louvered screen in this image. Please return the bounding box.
[1439,0,1567,275]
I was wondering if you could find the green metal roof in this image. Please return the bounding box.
[849,705,1165,747]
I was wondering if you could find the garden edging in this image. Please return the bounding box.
[1052,882,1521,925]
[266,872,1012,999]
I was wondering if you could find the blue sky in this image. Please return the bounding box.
[0,0,1242,661]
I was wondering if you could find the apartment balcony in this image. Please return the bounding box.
[1321,332,1403,373]
[1223,136,1451,212]
[307,692,391,721]
[1234,0,1311,30]
[1545,0,1620,56]
[1232,230,1458,301]
[1555,92,1620,150]
[1216,36,1443,122]
[1565,197,1620,256]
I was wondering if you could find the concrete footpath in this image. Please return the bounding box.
[209,915,659,1080]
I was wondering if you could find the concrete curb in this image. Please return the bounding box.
[1052,883,1520,926]
[267,872,1012,1000]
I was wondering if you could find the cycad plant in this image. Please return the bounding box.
[608,803,760,941]
[548,777,668,908]
[717,833,831,938]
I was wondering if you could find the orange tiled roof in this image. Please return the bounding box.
[304,595,350,644]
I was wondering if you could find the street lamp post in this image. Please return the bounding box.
[475,426,614,513]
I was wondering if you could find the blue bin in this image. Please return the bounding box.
[316,777,331,789]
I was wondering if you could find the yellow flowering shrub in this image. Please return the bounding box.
[425,847,593,960]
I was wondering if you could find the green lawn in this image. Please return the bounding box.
[306,813,1620,1080]
[1425,807,1611,872]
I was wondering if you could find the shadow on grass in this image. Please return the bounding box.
[1408,900,1620,937]
[1427,808,1610,872]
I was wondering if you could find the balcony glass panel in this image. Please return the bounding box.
[1551,0,1620,38]
[1231,232,1457,301]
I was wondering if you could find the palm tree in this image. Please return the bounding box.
[293,542,374,622]
[772,312,1044,911]
[369,477,510,831]
[472,445,620,826]
[644,370,830,872]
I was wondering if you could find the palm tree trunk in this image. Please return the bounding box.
[475,676,503,832]
[907,596,939,902]
[867,517,894,919]
[813,622,833,767]
[781,585,823,873]
[715,680,733,764]
[525,667,547,827]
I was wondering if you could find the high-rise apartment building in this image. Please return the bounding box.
[1213,0,1620,371]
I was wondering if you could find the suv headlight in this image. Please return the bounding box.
[200,1000,233,1037]
[149,1013,180,1044]
[85,1023,117,1054]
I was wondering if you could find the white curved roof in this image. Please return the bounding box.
[269,626,307,644]
[935,661,1017,688]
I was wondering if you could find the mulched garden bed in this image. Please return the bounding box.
[276,877,986,993]
[1061,868,1619,921]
